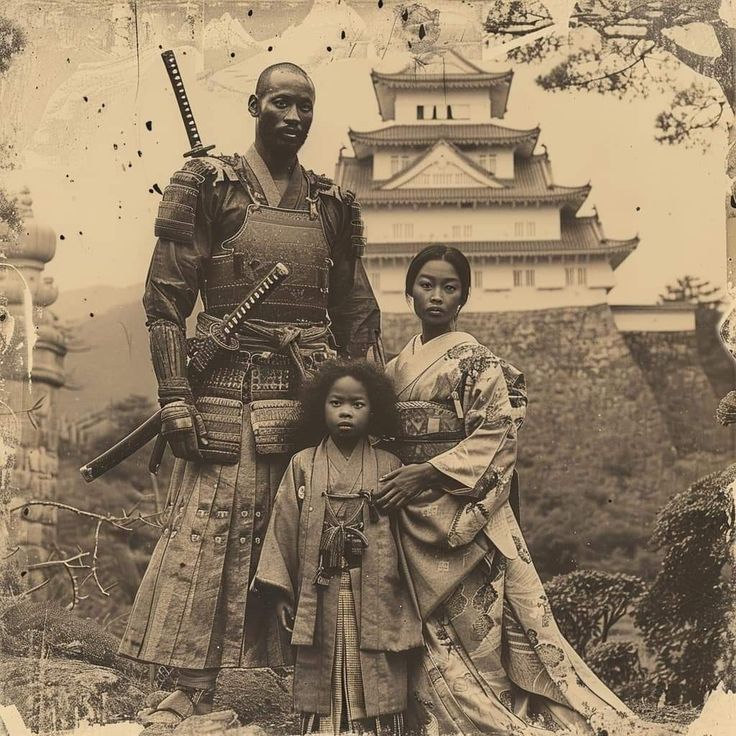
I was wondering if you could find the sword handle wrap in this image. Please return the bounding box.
[161,49,215,158]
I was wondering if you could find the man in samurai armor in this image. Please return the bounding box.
[118,62,381,724]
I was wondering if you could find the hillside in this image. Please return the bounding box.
[55,292,156,418]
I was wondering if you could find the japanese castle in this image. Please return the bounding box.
[336,50,639,314]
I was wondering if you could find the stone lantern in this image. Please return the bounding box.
[0,187,66,563]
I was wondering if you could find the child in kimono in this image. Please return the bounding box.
[254,360,423,736]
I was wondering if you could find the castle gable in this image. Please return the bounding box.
[380,140,503,191]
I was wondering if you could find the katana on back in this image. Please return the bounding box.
[79,263,290,483]
[161,49,215,158]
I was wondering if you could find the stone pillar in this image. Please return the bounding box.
[0,187,66,567]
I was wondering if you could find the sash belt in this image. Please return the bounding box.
[196,312,335,380]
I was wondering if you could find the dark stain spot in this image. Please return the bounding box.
[79,231,83,235]
[21,570,27,576]
[137,150,143,157]
[378,0,383,8]
[248,9,253,16]
[89,312,95,318]
[326,46,332,52]
[66,57,70,63]
[59,234,65,240]
[83,95,88,102]
[158,44,163,49]
[267,46,273,52]
[113,143,118,150]
[401,8,408,21]
[230,52,236,58]
[152,183,163,195]
[22,507,29,516]
[145,120,153,131]
[419,23,426,39]
[180,562,186,568]
[635,206,641,211]
[341,30,346,40]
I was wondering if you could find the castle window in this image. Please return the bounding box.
[417,105,425,120]
[451,225,461,238]
[479,153,497,173]
[513,269,523,287]
[577,267,587,285]
[525,269,535,287]
[390,155,400,175]
[565,267,575,286]
[526,222,536,237]
[514,222,525,237]
[474,270,484,288]
[392,223,414,240]
[370,272,381,291]
[463,224,472,237]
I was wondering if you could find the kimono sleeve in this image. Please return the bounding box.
[252,457,303,607]
[428,355,520,507]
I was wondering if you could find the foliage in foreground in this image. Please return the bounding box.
[635,463,735,705]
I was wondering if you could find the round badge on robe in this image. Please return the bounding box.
[297,485,306,501]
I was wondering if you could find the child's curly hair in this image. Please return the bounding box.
[295,359,399,449]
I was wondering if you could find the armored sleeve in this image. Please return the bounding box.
[320,187,381,359]
[143,158,222,329]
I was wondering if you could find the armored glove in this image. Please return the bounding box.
[160,399,209,461]
[150,319,209,461]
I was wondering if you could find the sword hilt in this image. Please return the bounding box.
[161,49,215,158]
[222,262,290,336]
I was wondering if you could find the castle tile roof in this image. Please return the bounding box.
[362,217,637,268]
[348,124,539,156]
[370,69,513,89]
[339,154,590,210]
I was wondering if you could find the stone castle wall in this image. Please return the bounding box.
[382,303,730,574]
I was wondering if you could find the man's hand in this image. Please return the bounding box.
[375,462,445,511]
[275,597,294,633]
[160,400,209,461]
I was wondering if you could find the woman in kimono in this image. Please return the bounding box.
[374,246,655,735]
[254,360,423,736]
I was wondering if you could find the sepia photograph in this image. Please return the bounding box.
[0,1,735,735]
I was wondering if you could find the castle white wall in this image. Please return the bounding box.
[611,305,696,332]
[365,206,560,242]
[364,258,616,313]
[394,88,491,123]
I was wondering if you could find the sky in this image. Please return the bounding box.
[2,0,730,307]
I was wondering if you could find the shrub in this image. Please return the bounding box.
[635,463,735,705]
[545,569,645,653]
[586,641,651,700]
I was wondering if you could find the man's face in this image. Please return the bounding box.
[250,69,315,156]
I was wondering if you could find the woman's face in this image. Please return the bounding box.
[411,259,464,329]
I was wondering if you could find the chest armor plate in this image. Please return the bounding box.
[203,202,331,325]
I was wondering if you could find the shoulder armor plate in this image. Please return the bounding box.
[154,155,237,243]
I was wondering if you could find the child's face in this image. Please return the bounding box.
[325,376,371,443]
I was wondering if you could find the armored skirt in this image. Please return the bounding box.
[118,407,291,670]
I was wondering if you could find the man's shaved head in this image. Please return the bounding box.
[255,63,314,99]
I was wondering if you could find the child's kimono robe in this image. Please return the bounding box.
[386,332,650,736]
[254,437,422,734]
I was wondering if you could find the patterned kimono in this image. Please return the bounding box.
[385,332,645,736]
[254,437,423,736]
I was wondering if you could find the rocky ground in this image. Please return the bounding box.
[0,600,703,736]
